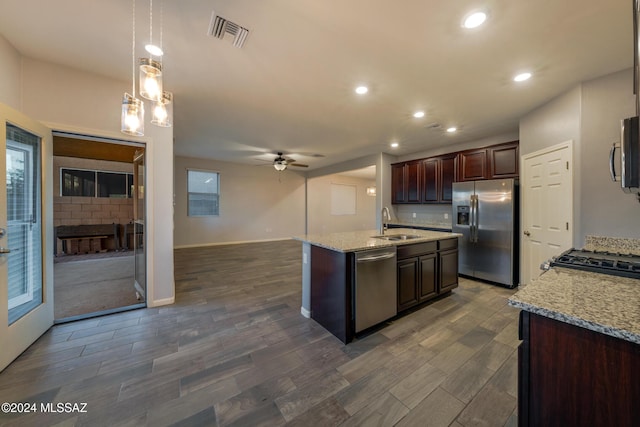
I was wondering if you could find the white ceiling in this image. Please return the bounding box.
[0,0,633,170]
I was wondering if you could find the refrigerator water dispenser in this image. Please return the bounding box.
[457,206,470,226]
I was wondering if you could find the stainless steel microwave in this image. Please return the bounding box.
[610,116,640,193]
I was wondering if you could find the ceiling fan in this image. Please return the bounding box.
[271,152,309,171]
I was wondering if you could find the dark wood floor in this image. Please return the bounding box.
[0,239,519,426]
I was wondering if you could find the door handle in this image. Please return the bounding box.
[609,142,620,182]
[524,230,531,237]
[0,247,11,254]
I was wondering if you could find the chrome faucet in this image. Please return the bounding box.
[381,206,391,234]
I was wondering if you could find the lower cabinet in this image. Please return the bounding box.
[518,311,640,426]
[397,239,458,312]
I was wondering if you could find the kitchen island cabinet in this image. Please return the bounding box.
[295,229,460,343]
[509,268,640,426]
[397,239,458,312]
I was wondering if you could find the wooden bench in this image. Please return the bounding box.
[55,224,119,255]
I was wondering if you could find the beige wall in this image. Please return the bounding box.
[174,156,306,247]
[0,35,21,110]
[307,174,376,235]
[519,68,639,245]
[0,38,175,306]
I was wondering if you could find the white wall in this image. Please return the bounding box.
[174,156,305,247]
[519,85,583,247]
[519,68,639,245]
[307,174,376,235]
[0,46,175,306]
[0,35,21,110]
[580,69,639,239]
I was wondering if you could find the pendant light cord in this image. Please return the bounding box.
[132,0,136,97]
[149,0,153,46]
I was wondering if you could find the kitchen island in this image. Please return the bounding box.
[508,267,640,426]
[294,228,461,343]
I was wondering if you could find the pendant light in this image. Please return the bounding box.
[139,0,163,102]
[151,91,173,127]
[121,0,144,136]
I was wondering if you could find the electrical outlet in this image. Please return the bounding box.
[303,253,308,264]
[412,213,416,218]
[444,213,449,219]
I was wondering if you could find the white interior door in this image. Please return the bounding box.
[0,103,53,372]
[521,141,573,285]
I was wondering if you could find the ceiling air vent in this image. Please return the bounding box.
[208,12,249,48]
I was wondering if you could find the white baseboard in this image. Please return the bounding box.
[147,297,175,307]
[300,306,311,318]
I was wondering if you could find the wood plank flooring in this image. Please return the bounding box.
[0,239,520,426]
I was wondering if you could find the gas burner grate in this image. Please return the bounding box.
[549,248,640,280]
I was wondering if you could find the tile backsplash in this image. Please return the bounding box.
[393,204,453,227]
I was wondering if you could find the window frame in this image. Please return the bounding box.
[60,167,134,198]
[187,169,220,217]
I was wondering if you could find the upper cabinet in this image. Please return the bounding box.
[392,141,519,204]
[489,141,519,179]
[421,154,456,204]
[458,148,489,181]
[391,160,421,204]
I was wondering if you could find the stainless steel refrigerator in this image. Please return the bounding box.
[452,178,518,288]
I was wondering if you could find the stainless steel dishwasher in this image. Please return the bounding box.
[354,247,397,333]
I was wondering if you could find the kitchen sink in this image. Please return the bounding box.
[372,234,421,241]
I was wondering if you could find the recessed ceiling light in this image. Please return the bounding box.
[391,142,399,148]
[355,86,368,95]
[514,72,532,82]
[413,111,425,118]
[446,127,457,133]
[463,12,487,29]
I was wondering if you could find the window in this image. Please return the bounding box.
[188,170,219,216]
[61,168,134,198]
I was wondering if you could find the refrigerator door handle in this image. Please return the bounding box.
[470,195,478,243]
[473,194,480,243]
[473,195,479,243]
[469,196,475,243]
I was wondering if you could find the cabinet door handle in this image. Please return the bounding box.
[0,247,12,254]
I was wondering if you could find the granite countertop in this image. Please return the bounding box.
[508,267,640,344]
[388,221,452,230]
[293,228,461,252]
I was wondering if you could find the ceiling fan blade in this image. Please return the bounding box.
[289,163,309,168]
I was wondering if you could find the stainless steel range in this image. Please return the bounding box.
[545,248,640,279]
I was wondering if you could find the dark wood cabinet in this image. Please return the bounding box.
[419,253,437,300]
[458,148,489,181]
[421,155,456,204]
[489,141,519,179]
[439,248,458,293]
[392,142,518,204]
[391,163,406,204]
[391,160,421,203]
[397,258,419,311]
[439,154,456,203]
[422,158,438,203]
[518,311,640,426]
[396,239,457,312]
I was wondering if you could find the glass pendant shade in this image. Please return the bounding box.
[274,161,287,171]
[151,91,173,127]
[121,93,145,136]
[139,58,163,101]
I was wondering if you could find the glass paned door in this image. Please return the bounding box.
[133,149,145,301]
[6,125,42,324]
[0,103,53,372]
